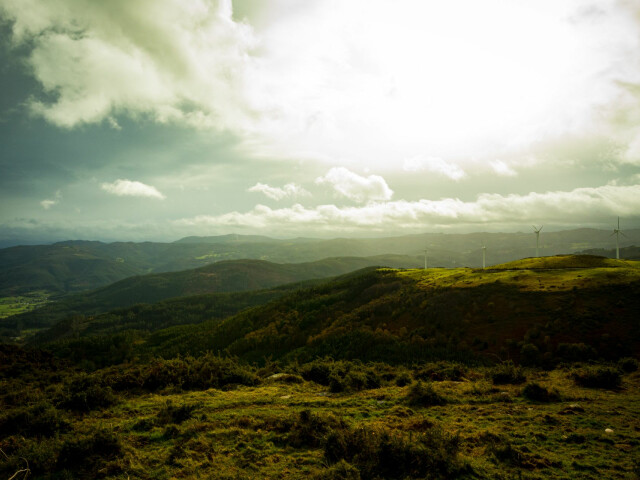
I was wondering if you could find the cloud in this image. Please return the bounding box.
[489,160,518,177]
[247,182,310,201]
[4,0,639,171]
[403,155,466,180]
[101,179,165,199]
[315,167,393,203]
[176,184,640,232]
[40,190,62,209]
[0,0,255,130]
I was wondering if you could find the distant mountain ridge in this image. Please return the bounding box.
[1,229,639,296]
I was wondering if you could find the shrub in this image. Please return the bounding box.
[406,381,447,407]
[395,372,412,387]
[556,343,597,363]
[0,437,60,476]
[0,402,70,438]
[324,424,464,479]
[300,359,334,385]
[59,375,117,411]
[156,400,199,425]
[571,366,621,389]
[57,429,122,473]
[313,460,361,480]
[413,362,466,382]
[490,361,526,385]
[287,410,335,448]
[330,374,346,393]
[521,382,560,402]
[618,357,639,373]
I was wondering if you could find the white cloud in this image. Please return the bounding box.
[315,167,393,203]
[101,179,165,199]
[40,190,62,209]
[489,160,518,177]
[176,184,640,232]
[0,0,255,130]
[3,0,639,171]
[247,182,310,201]
[403,155,466,180]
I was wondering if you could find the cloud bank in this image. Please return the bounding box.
[248,182,310,201]
[176,184,640,232]
[315,167,393,203]
[101,179,165,199]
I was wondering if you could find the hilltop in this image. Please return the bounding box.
[30,255,640,369]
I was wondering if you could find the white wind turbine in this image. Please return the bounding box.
[532,225,543,257]
[611,217,625,260]
[482,242,486,269]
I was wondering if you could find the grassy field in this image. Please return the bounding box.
[2,355,639,479]
[399,255,640,292]
[0,291,50,319]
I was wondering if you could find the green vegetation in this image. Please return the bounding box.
[4,256,418,330]
[0,291,50,319]
[1,349,639,479]
[1,254,640,478]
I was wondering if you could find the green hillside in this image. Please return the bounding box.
[4,256,420,330]
[33,256,640,369]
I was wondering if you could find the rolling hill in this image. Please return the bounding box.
[2,229,638,297]
[4,255,421,330]
[33,255,640,369]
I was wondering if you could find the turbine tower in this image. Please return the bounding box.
[424,249,428,270]
[482,243,486,269]
[612,217,625,260]
[532,225,543,257]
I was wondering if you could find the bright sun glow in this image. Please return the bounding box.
[246,0,632,169]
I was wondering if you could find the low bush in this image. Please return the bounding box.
[324,424,465,479]
[0,401,70,438]
[490,361,526,385]
[57,429,122,473]
[395,372,412,387]
[100,353,259,392]
[287,410,337,448]
[521,382,560,402]
[618,357,639,373]
[414,362,467,382]
[571,366,621,389]
[406,381,447,407]
[313,460,361,480]
[59,374,117,411]
[156,400,199,425]
[300,358,382,392]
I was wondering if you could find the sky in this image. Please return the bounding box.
[1,0,640,244]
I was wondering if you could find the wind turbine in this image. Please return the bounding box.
[612,217,625,260]
[482,243,486,269]
[424,249,428,270]
[532,225,543,257]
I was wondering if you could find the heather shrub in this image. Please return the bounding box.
[406,381,447,406]
[490,361,526,385]
[571,366,621,389]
